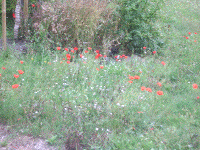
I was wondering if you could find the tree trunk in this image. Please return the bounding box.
[14,0,21,39]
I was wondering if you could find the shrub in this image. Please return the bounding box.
[112,0,164,55]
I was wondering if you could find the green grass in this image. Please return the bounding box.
[0,0,200,149]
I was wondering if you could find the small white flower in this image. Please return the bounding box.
[96,128,99,131]
[116,103,120,106]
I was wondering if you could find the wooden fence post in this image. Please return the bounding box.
[2,0,6,50]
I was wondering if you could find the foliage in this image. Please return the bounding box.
[112,0,164,54]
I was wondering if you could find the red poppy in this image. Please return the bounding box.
[74,47,78,51]
[188,32,191,35]
[60,61,63,64]
[12,84,19,89]
[153,51,156,54]
[65,48,69,51]
[125,56,128,59]
[83,61,87,64]
[114,56,118,59]
[85,50,88,53]
[193,84,198,89]
[14,74,19,78]
[150,128,154,130]
[96,50,99,53]
[139,71,142,73]
[96,68,99,71]
[161,61,166,66]
[100,66,104,69]
[88,47,92,50]
[137,111,143,113]
[20,61,24,64]
[128,80,133,83]
[141,86,146,91]
[197,96,199,99]
[104,55,107,57]
[66,54,71,60]
[95,54,99,59]
[194,32,197,34]
[80,54,83,58]
[120,55,123,58]
[18,70,24,74]
[12,13,16,18]
[186,37,189,39]
[57,47,61,50]
[157,82,162,87]
[2,67,6,70]
[32,4,35,7]
[129,76,134,80]
[194,40,197,42]
[71,50,74,53]
[122,54,125,58]
[116,59,118,61]
[133,75,140,79]
[0,74,1,76]
[99,54,102,57]
[157,91,164,95]
[67,61,70,64]
[146,88,152,92]
[63,58,65,60]
[143,47,147,50]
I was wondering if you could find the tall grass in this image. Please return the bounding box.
[0,0,200,149]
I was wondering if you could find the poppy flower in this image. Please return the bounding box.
[96,50,99,53]
[65,48,69,51]
[157,82,162,87]
[100,66,104,69]
[12,84,19,89]
[128,80,133,83]
[153,51,156,54]
[14,74,19,78]
[18,70,24,74]
[197,96,199,99]
[2,67,6,70]
[95,54,99,59]
[139,71,142,73]
[137,111,143,113]
[188,32,191,35]
[67,61,70,64]
[143,47,147,50]
[125,56,128,59]
[20,61,24,64]
[120,56,123,58]
[122,54,125,58]
[12,13,16,18]
[146,88,152,92]
[133,75,140,79]
[0,74,1,76]
[141,86,146,91]
[114,55,118,59]
[66,54,71,60]
[193,84,198,89]
[85,50,88,53]
[32,4,35,7]
[74,47,78,51]
[150,128,154,130]
[194,32,197,34]
[80,54,83,58]
[186,37,189,39]
[88,47,92,50]
[63,58,65,60]
[60,61,63,64]
[83,61,87,64]
[116,59,118,61]
[99,54,103,57]
[157,91,164,95]
[57,47,61,50]
[129,76,134,80]
[71,50,74,53]
[161,61,166,66]
[96,68,99,71]
[194,40,197,42]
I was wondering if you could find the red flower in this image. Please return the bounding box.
[85,50,88,53]
[129,76,134,80]
[100,66,104,69]
[197,96,199,99]
[71,50,74,53]
[95,54,99,59]
[116,59,118,61]
[12,13,16,18]
[157,82,162,87]
[60,61,63,64]
[20,61,24,64]
[193,84,198,89]
[104,55,107,58]
[74,47,78,51]
[137,111,143,113]
[122,54,125,58]
[12,84,19,89]
[80,54,83,58]
[143,47,147,50]
[96,68,99,71]
[188,32,191,35]
[153,51,156,54]
[146,88,152,92]
[2,67,6,70]
[128,80,133,83]
[83,61,87,64]
[120,55,123,58]
[141,86,146,91]
[18,70,24,74]
[57,47,61,50]
[194,32,197,34]
[125,56,128,59]
[194,40,197,42]
[0,74,1,76]
[66,54,71,60]
[32,4,35,7]
[65,48,69,51]
[161,61,166,66]
[114,56,118,59]
[186,37,189,39]
[88,47,92,50]
[63,58,65,60]
[157,91,164,95]
[133,75,140,79]
[96,50,99,53]
[14,74,19,78]
[67,61,70,64]
[139,71,142,73]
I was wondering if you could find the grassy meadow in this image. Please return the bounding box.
[0,0,200,149]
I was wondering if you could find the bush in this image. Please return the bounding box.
[112,0,164,55]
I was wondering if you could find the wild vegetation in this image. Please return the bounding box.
[0,0,200,149]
